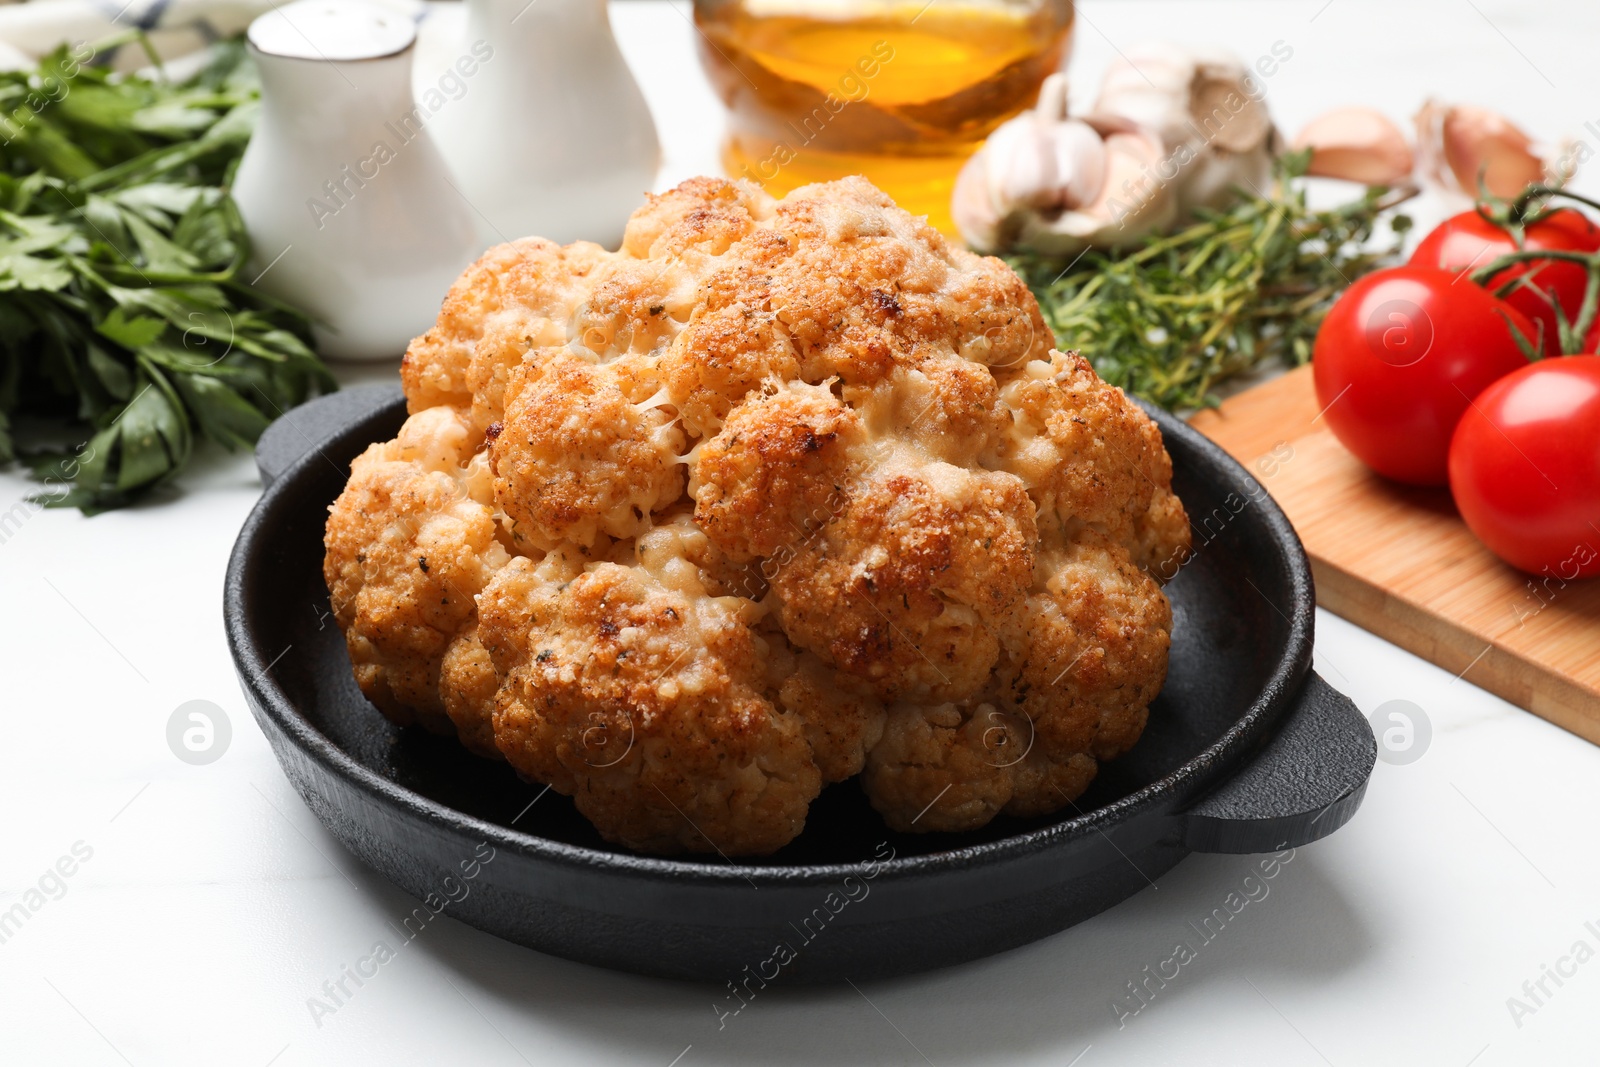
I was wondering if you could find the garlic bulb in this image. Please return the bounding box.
[980,99,1107,215]
[955,44,1286,255]
[1092,41,1279,214]
[1414,100,1572,199]
[1292,107,1414,184]
[952,74,1173,255]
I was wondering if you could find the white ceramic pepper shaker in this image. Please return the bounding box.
[232,0,479,361]
[420,0,660,248]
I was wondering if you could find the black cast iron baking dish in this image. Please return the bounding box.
[225,383,1375,983]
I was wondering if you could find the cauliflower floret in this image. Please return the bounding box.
[323,407,510,751]
[620,174,771,260]
[861,700,1098,833]
[478,555,821,855]
[635,509,767,601]
[771,182,1051,381]
[1001,530,1175,761]
[328,174,1191,855]
[401,238,607,437]
[771,649,886,784]
[658,250,805,439]
[991,349,1190,574]
[860,528,1171,831]
[656,179,1049,441]
[845,358,1012,465]
[772,459,1036,704]
[691,380,867,562]
[439,624,502,759]
[487,351,684,551]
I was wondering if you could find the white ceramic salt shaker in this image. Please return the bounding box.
[233,1,479,361]
[419,0,660,248]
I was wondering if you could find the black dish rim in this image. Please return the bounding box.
[224,395,1313,887]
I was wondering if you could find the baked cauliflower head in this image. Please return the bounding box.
[324,176,1190,855]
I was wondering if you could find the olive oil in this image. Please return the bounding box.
[694,0,1074,233]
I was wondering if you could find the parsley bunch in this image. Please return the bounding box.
[0,37,332,512]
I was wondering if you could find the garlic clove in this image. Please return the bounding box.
[1095,41,1197,132]
[1034,70,1071,124]
[952,64,1191,255]
[951,148,1006,253]
[1446,107,1546,198]
[983,115,1061,212]
[1414,100,1553,198]
[1189,58,1272,154]
[1081,127,1163,219]
[1090,41,1277,221]
[1019,119,1177,255]
[1051,119,1109,209]
[1095,42,1273,157]
[953,108,1112,252]
[1293,106,1413,184]
[973,84,1108,214]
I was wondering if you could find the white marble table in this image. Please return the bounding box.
[4,1,1599,1064]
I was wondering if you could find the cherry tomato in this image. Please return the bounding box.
[1448,356,1600,578]
[1313,265,1537,485]
[1410,207,1600,355]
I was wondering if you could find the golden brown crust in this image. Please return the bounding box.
[691,380,866,562]
[479,557,820,855]
[1012,530,1174,762]
[488,351,684,551]
[400,238,607,436]
[322,408,510,743]
[990,350,1190,572]
[328,175,1191,855]
[770,461,1037,704]
[860,699,1102,832]
[619,175,769,261]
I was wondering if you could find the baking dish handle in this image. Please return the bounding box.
[1180,672,1376,854]
[255,383,404,488]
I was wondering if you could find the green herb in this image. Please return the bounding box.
[1006,152,1412,411]
[0,36,333,513]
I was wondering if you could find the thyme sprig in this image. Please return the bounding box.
[1006,152,1413,411]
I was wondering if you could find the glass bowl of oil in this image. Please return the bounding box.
[693,0,1074,234]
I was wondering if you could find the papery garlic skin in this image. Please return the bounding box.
[980,110,1106,213]
[1093,41,1278,214]
[1015,119,1176,255]
[953,42,1290,256]
[1292,107,1414,184]
[952,74,1175,255]
[1414,100,1572,200]
[952,150,1012,253]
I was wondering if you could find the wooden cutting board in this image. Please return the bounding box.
[1187,364,1600,744]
